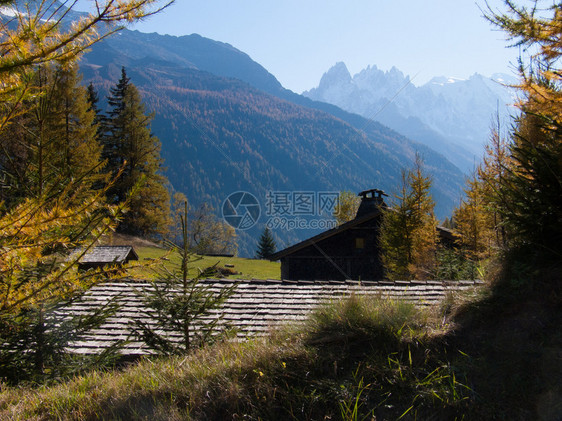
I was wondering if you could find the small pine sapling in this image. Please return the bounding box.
[132,201,237,355]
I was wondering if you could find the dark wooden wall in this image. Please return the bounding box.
[280,217,383,281]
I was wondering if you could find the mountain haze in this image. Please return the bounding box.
[304,62,518,172]
[76,30,466,255]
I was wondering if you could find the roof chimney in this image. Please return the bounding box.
[355,189,387,218]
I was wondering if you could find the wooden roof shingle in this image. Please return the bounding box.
[60,278,483,356]
[76,246,139,265]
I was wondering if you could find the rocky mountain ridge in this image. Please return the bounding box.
[304,62,518,171]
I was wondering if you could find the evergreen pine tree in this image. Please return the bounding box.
[132,201,237,355]
[499,110,561,259]
[104,67,131,197]
[256,227,276,259]
[86,82,107,140]
[105,67,171,237]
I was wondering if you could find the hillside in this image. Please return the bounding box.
[82,59,463,255]
[79,30,465,255]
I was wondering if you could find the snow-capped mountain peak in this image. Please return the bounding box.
[429,76,467,86]
[304,62,518,172]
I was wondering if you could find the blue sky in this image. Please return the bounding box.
[119,0,518,93]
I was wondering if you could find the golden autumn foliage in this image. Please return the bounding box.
[487,1,562,120]
[333,190,360,226]
[0,177,125,313]
[453,174,494,261]
[454,115,511,261]
[0,63,104,205]
[0,0,172,382]
[485,1,562,264]
[381,155,437,280]
[0,0,173,131]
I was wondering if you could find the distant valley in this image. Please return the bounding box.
[79,29,474,256]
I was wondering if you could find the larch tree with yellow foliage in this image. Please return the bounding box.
[0,0,172,383]
[0,176,129,383]
[1,63,103,206]
[486,1,562,273]
[454,115,511,262]
[453,174,494,261]
[380,155,437,280]
[333,190,360,226]
[0,0,173,131]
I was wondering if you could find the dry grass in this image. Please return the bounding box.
[100,233,162,249]
[1,287,559,420]
[0,297,470,420]
[0,335,307,420]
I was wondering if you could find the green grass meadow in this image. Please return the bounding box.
[131,246,281,280]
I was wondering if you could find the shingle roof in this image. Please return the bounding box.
[436,226,459,243]
[60,278,483,356]
[77,246,139,264]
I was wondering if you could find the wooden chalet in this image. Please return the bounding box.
[269,189,387,281]
[436,226,460,248]
[76,246,139,270]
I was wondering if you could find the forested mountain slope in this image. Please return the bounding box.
[79,30,465,255]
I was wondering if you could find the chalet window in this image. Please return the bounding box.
[355,237,365,249]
